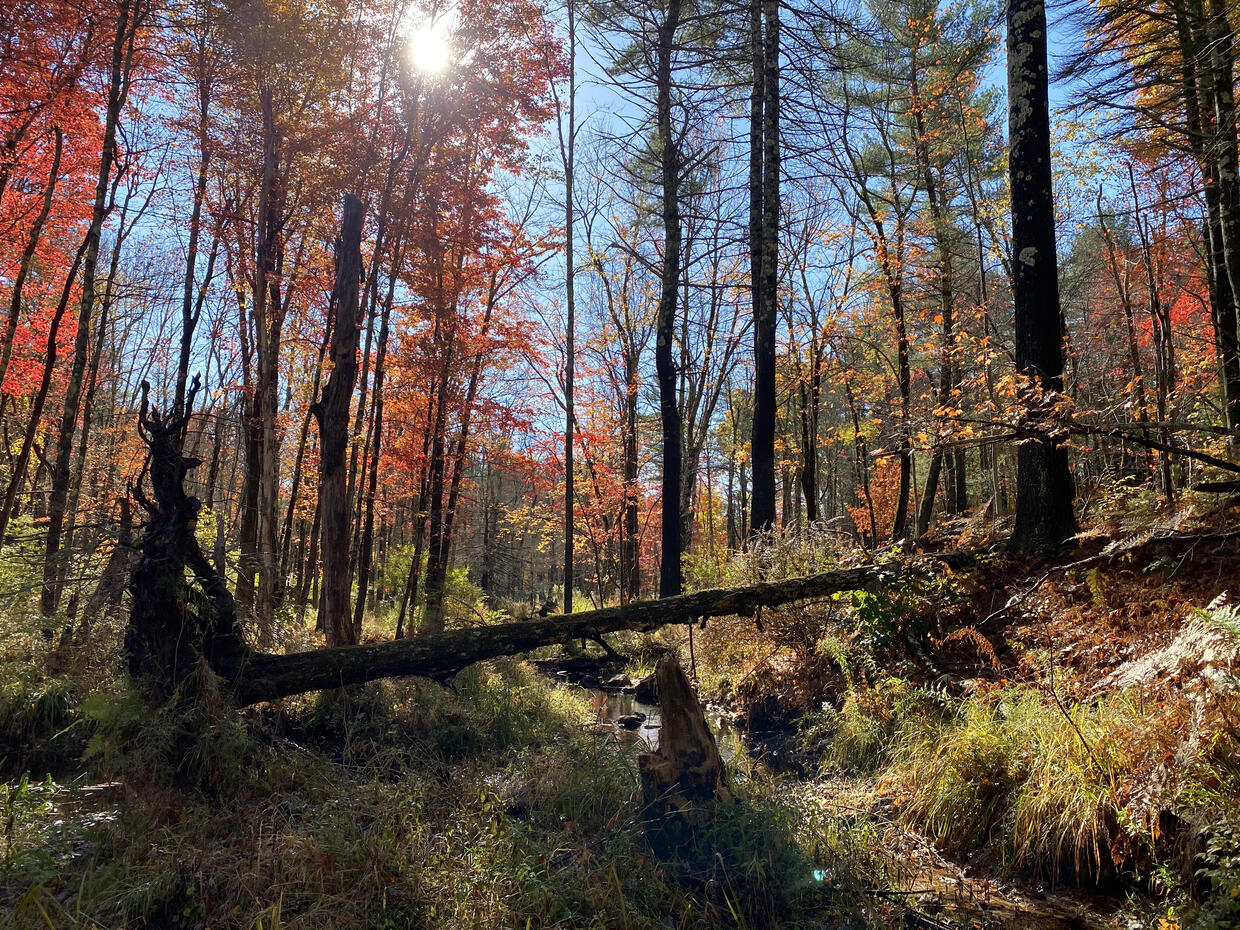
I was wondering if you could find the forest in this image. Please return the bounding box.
[2,0,1240,925]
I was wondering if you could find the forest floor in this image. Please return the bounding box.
[2,493,1240,929]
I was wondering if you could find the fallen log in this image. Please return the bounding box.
[222,552,977,706]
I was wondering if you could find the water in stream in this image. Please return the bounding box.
[586,687,1118,930]
[587,689,749,762]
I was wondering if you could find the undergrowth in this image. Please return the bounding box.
[1,660,891,929]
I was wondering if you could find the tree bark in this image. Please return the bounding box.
[656,0,684,597]
[253,91,286,631]
[42,0,143,618]
[750,0,779,536]
[0,127,61,393]
[638,655,730,860]
[126,381,248,701]
[1007,0,1078,553]
[312,194,365,647]
[561,0,576,614]
[0,240,88,548]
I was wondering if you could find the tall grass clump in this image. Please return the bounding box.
[885,684,1191,882]
[801,677,941,775]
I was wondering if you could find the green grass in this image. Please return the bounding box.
[1,660,891,929]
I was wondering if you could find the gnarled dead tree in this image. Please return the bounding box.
[125,378,249,700]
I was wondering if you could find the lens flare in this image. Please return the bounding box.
[409,26,450,73]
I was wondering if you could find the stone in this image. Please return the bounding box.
[634,673,658,704]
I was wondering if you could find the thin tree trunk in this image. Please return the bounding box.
[42,0,143,618]
[561,0,576,614]
[351,280,397,637]
[253,91,286,631]
[750,0,779,536]
[0,128,61,392]
[0,241,87,550]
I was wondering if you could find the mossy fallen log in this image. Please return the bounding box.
[221,553,976,706]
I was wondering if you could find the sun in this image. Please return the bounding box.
[409,26,450,74]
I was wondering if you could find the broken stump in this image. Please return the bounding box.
[637,656,731,860]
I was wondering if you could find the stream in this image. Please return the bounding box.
[584,689,746,759]
[581,684,1118,930]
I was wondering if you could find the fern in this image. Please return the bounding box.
[1200,595,1240,642]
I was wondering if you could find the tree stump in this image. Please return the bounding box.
[638,655,731,860]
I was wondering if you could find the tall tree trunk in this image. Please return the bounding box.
[621,353,641,603]
[656,0,684,597]
[750,0,780,536]
[351,280,396,637]
[797,347,821,525]
[911,82,958,536]
[174,88,214,418]
[1178,1,1240,435]
[1008,0,1078,553]
[280,327,330,576]
[1126,165,1176,498]
[1204,0,1240,436]
[395,391,436,638]
[422,278,497,630]
[60,223,124,605]
[235,389,261,615]
[311,194,364,647]
[296,496,320,624]
[561,0,576,614]
[0,241,87,550]
[419,310,458,633]
[253,90,286,631]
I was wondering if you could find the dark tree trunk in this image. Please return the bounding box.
[622,361,641,603]
[0,128,61,392]
[281,325,331,576]
[1204,0,1240,431]
[562,0,577,614]
[312,194,364,646]
[1174,0,1240,437]
[1007,0,1078,553]
[419,333,455,633]
[0,240,87,549]
[253,92,287,631]
[126,381,248,701]
[750,0,780,536]
[352,244,404,636]
[656,0,684,597]
[235,394,261,615]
